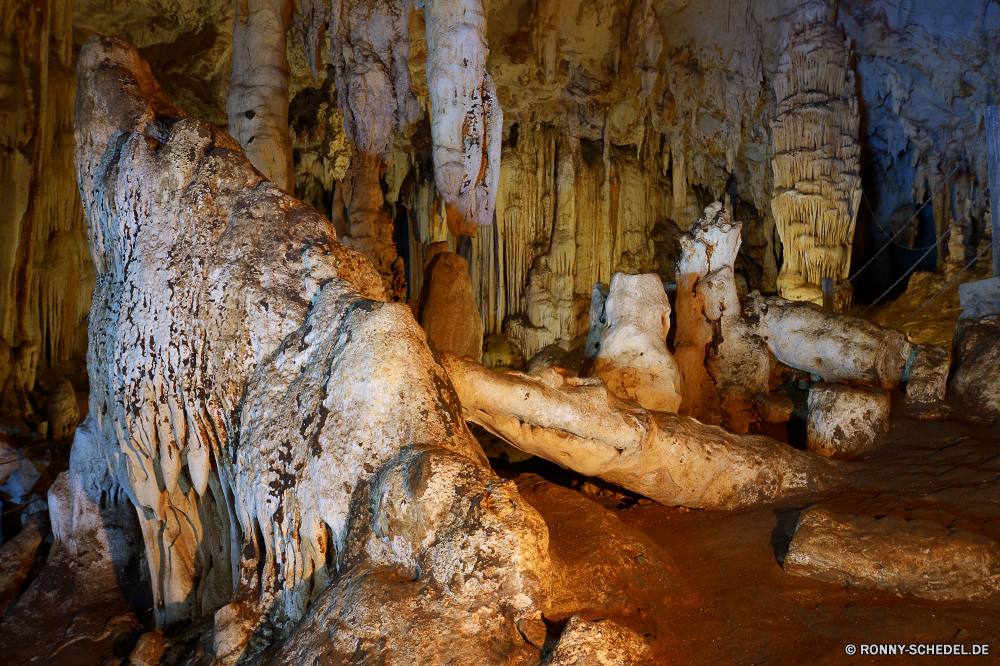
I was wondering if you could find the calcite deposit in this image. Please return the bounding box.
[592,273,682,414]
[2,0,1000,663]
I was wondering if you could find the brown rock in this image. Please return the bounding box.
[515,474,685,618]
[949,317,1000,425]
[0,518,43,618]
[754,392,794,423]
[784,508,1000,601]
[420,252,484,361]
[543,615,650,666]
[903,343,951,420]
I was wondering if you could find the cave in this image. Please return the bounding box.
[1,0,1000,663]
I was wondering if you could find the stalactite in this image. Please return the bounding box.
[227,0,295,193]
[769,0,861,311]
[424,0,502,236]
[0,0,88,395]
[294,0,419,301]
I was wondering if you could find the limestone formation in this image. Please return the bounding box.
[806,383,891,459]
[785,508,1000,601]
[770,0,861,310]
[442,353,845,510]
[902,343,952,420]
[227,0,295,192]
[674,203,770,433]
[45,378,79,441]
[746,294,913,389]
[582,282,610,361]
[74,38,555,664]
[323,0,420,300]
[949,317,1000,425]
[424,0,501,236]
[543,615,650,666]
[592,273,682,413]
[419,251,485,361]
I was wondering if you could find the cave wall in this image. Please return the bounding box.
[1,0,998,388]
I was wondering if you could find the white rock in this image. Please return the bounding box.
[592,273,681,413]
[807,383,891,458]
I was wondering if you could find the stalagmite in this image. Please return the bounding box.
[424,0,502,236]
[591,273,682,413]
[227,0,295,193]
[806,383,891,459]
[674,203,770,433]
[770,0,861,310]
[442,353,845,511]
[74,37,560,663]
[418,251,485,361]
[745,294,913,389]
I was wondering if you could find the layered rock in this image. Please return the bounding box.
[770,0,861,310]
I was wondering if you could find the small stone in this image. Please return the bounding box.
[754,392,794,423]
[517,616,547,649]
[903,343,951,420]
[543,615,650,665]
[806,383,890,459]
[129,630,166,666]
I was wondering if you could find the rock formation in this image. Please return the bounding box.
[770,0,861,310]
[949,317,1000,425]
[418,251,485,361]
[71,36,575,664]
[321,0,420,301]
[674,203,769,433]
[785,508,1000,602]
[746,294,913,389]
[227,0,295,193]
[806,383,891,459]
[424,0,502,236]
[592,273,682,413]
[442,353,845,511]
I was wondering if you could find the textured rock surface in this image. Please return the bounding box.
[592,273,681,413]
[785,508,1000,601]
[902,343,951,420]
[0,417,144,666]
[543,615,650,666]
[770,0,861,309]
[419,252,485,360]
[949,317,1000,425]
[747,294,913,389]
[270,446,548,666]
[806,383,891,459]
[674,203,769,433]
[227,0,295,192]
[45,378,79,441]
[74,37,557,665]
[425,0,501,235]
[443,353,845,510]
[515,474,684,619]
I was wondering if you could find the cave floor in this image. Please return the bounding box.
[531,407,1000,665]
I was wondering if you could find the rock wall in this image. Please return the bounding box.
[2,0,999,408]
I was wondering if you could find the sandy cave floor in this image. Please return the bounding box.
[488,397,1000,665]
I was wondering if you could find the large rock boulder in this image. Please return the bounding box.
[949,317,1000,425]
[806,383,891,459]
